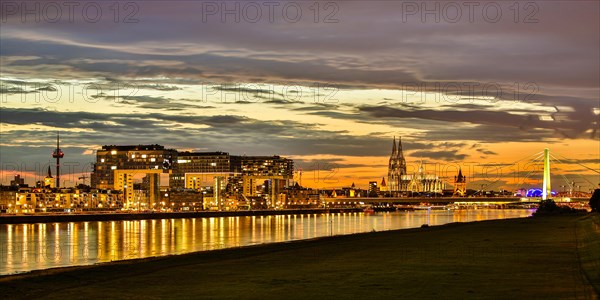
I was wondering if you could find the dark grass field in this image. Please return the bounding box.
[1,214,598,299]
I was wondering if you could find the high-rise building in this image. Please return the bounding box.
[90,144,177,208]
[170,151,241,190]
[387,136,407,192]
[239,155,294,199]
[239,155,293,177]
[91,144,294,209]
[368,181,379,197]
[175,154,292,191]
[90,144,176,189]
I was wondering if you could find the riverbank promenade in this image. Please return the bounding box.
[0,208,362,224]
[1,214,598,299]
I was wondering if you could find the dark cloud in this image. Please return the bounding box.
[136,84,181,91]
[213,86,284,97]
[293,158,381,171]
[263,98,304,105]
[2,1,598,89]
[1,107,478,166]
[359,104,597,140]
[107,95,215,110]
[409,150,468,161]
[0,108,388,157]
[476,149,498,156]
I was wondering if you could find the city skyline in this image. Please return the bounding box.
[1,1,599,190]
[1,136,597,193]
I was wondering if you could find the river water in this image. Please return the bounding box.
[0,209,534,275]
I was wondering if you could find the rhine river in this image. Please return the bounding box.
[0,209,534,275]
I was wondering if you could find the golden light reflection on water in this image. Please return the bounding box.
[0,209,534,275]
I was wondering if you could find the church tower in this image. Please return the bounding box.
[380,177,387,192]
[453,168,467,196]
[387,137,407,192]
[44,165,56,188]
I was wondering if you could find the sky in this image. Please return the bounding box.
[0,1,599,191]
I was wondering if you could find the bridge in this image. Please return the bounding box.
[323,196,590,205]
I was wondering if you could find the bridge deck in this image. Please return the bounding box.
[323,197,588,204]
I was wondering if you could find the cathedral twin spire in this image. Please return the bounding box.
[390,136,406,161]
[388,136,407,192]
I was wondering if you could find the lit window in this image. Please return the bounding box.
[111,150,117,155]
[150,158,156,162]
[131,154,135,158]
[100,158,105,163]
[111,166,117,170]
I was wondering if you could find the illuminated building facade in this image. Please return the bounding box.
[239,155,294,204]
[387,137,445,194]
[240,156,293,177]
[91,144,294,209]
[91,144,176,189]
[170,151,241,190]
[8,187,123,213]
[379,177,387,192]
[402,167,445,193]
[174,153,294,208]
[453,168,467,196]
[172,153,293,193]
[368,181,379,197]
[44,166,56,188]
[91,145,176,208]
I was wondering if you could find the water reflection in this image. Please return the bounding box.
[0,209,533,275]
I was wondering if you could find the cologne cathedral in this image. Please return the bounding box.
[387,137,445,194]
[387,136,407,192]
